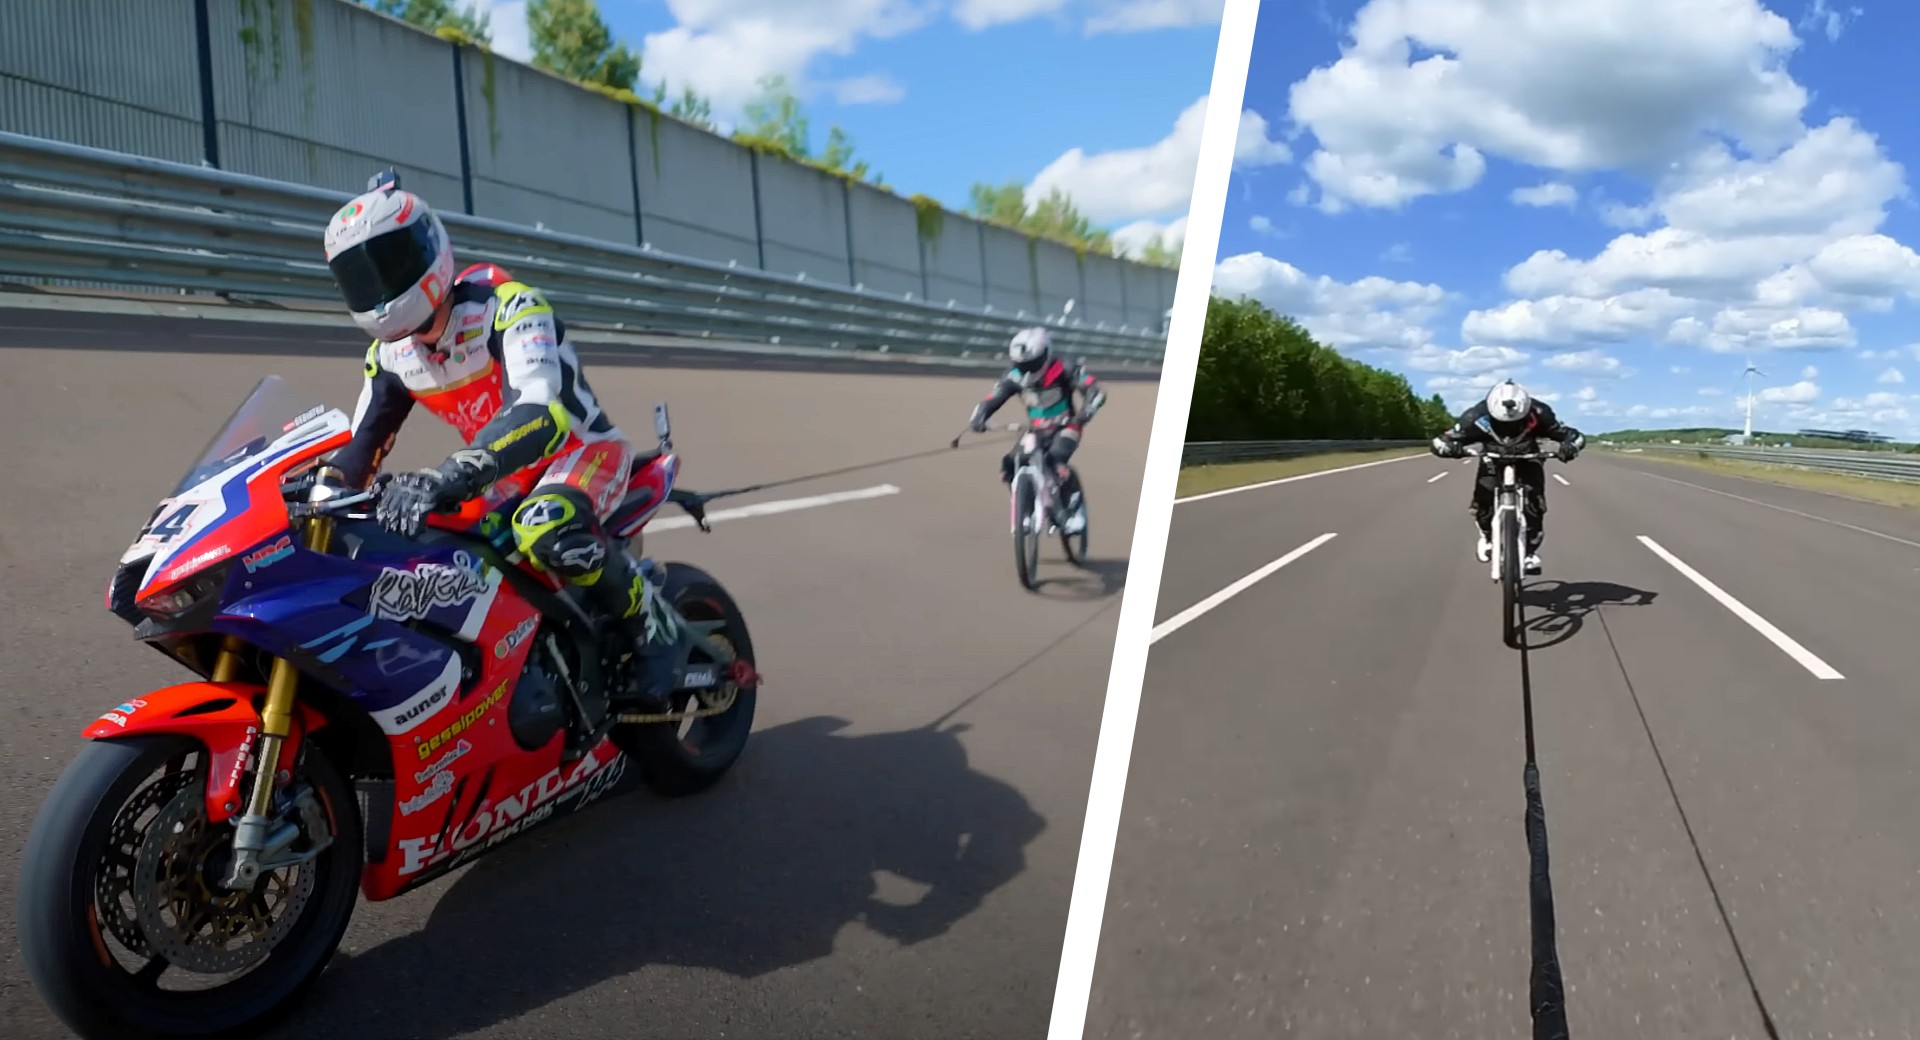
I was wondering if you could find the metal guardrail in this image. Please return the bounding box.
[1613,442,1920,484]
[1183,439,1428,465]
[0,132,1166,365]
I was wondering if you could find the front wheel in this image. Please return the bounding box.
[1500,511,1523,649]
[16,734,363,1040]
[614,562,758,797]
[1012,472,1041,590]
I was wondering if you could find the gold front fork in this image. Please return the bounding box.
[222,476,340,888]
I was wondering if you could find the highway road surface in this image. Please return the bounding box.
[0,304,1156,1040]
[1087,448,1920,1040]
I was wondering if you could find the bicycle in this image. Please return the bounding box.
[1468,445,1559,649]
[952,418,1088,590]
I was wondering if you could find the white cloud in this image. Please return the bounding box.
[1802,364,1819,378]
[1284,0,1808,211]
[1381,242,1413,263]
[1111,215,1186,258]
[1576,386,1600,401]
[1699,386,1724,396]
[1758,379,1820,403]
[1029,97,1288,224]
[953,0,1072,31]
[1880,367,1907,385]
[641,1,931,112]
[1086,0,1226,34]
[1213,253,1449,352]
[1463,289,1691,347]
[1799,0,1862,43]
[1671,365,1691,374]
[831,72,907,104]
[1404,344,1530,374]
[1544,348,1632,378]
[1512,182,1578,208]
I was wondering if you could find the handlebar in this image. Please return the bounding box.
[950,421,1024,449]
[283,472,721,533]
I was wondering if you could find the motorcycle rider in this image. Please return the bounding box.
[1430,378,1585,573]
[320,170,684,739]
[967,327,1106,534]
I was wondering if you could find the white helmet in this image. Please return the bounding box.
[323,171,456,342]
[1009,326,1051,372]
[1486,379,1532,423]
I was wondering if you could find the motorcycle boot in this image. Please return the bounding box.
[581,547,685,721]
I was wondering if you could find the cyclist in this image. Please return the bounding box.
[1430,379,1585,573]
[968,327,1106,534]
[320,170,684,740]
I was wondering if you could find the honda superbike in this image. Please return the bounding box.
[15,375,760,1040]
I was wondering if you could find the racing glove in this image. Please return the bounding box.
[1431,437,1461,458]
[1557,433,1585,462]
[968,405,990,433]
[375,449,498,538]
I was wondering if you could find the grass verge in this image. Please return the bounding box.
[1614,449,1920,509]
[1178,448,1423,498]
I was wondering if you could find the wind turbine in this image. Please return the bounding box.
[1741,358,1766,442]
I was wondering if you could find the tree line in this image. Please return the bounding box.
[359,0,1179,266]
[1189,297,1455,442]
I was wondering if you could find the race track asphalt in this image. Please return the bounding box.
[0,305,1158,1040]
[1087,449,1920,1040]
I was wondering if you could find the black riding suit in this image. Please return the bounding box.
[969,355,1107,510]
[1434,399,1585,552]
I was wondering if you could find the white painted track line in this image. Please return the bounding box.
[1427,472,1447,483]
[1149,534,1339,644]
[1552,473,1571,486]
[1177,453,1425,504]
[648,483,900,531]
[1637,535,1844,680]
[1635,469,1920,550]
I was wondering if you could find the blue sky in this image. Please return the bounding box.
[472,0,1224,253]
[1210,0,1920,437]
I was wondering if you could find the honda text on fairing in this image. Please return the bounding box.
[14,376,759,1040]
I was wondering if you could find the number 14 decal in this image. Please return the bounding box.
[147,503,198,543]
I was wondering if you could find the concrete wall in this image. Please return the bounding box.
[0,0,1173,332]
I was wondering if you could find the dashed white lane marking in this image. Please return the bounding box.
[1177,453,1425,504]
[1150,534,1339,644]
[648,483,901,531]
[1553,473,1571,486]
[1637,535,1843,680]
[1428,472,1448,483]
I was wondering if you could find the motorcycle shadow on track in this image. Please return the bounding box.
[1033,557,1128,602]
[271,715,1044,1040]
[1519,579,1659,650]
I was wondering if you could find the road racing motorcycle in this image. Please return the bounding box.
[15,375,760,1040]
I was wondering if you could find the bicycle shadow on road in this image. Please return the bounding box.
[1520,579,1659,650]
[276,715,1046,1040]
[1033,557,1128,601]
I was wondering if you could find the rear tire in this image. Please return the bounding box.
[615,562,758,798]
[1060,487,1089,567]
[16,734,362,1040]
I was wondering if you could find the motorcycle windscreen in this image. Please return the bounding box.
[170,375,333,496]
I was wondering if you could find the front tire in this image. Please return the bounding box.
[16,734,363,1040]
[1013,472,1041,590]
[1500,512,1523,649]
[615,562,758,797]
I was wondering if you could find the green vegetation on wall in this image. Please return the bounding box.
[910,194,945,248]
[1189,296,1454,442]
